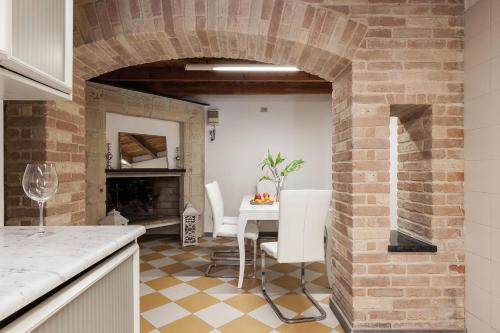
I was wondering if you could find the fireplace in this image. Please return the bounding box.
[105,169,185,228]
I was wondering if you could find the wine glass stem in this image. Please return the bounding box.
[38,201,45,233]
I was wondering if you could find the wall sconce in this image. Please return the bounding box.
[207,108,219,141]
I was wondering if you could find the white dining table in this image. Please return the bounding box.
[237,195,279,288]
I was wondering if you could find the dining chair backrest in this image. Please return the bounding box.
[205,181,225,238]
[277,189,332,263]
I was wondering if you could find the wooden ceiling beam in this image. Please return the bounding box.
[96,70,325,83]
[102,81,332,95]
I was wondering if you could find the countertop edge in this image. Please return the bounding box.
[0,225,146,322]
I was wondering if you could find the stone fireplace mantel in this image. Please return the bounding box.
[105,169,186,178]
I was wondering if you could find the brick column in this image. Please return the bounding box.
[331,67,355,322]
[4,102,49,225]
[4,78,86,226]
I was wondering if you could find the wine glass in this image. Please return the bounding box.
[22,163,58,234]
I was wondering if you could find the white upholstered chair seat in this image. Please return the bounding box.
[260,242,278,258]
[222,216,238,225]
[218,222,259,241]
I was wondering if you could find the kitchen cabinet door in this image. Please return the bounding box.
[0,0,72,95]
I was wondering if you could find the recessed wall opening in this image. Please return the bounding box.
[390,104,433,242]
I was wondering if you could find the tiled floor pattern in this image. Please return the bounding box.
[139,236,344,333]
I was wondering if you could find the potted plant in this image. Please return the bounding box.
[258,151,304,202]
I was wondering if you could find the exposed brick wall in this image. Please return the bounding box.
[341,1,464,330]
[3,0,464,331]
[331,66,355,323]
[4,102,48,226]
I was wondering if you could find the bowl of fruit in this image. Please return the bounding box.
[250,192,274,205]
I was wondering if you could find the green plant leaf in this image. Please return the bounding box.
[275,152,285,166]
[258,175,272,183]
[280,159,304,176]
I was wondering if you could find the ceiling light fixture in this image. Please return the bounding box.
[185,64,299,72]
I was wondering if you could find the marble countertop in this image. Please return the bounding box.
[0,225,145,322]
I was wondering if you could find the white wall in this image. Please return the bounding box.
[465,1,500,332]
[105,113,180,169]
[0,101,3,226]
[389,117,398,230]
[200,94,332,232]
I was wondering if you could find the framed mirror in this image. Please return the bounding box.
[119,132,169,169]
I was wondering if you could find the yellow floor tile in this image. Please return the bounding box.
[140,292,170,312]
[306,262,326,274]
[140,262,155,272]
[225,294,267,313]
[268,263,299,274]
[273,293,316,314]
[213,238,234,244]
[145,276,183,290]
[150,244,172,252]
[159,263,191,274]
[176,292,219,313]
[219,315,273,333]
[311,275,330,288]
[187,276,224,290]
[141,253,165,261]
[183,245,202,252]
[159,315,213,333]
[277,321,332,333]
[271,275,301,291]
[228,277,261,290]
[139,237,340,333]
[140,316,155,333]
[170,252,197,262]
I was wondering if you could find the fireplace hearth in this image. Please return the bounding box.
[106,172,183,228]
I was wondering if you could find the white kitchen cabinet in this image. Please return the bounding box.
[0,0,72,100]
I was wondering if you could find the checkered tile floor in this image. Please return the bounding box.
[139,236,344,333]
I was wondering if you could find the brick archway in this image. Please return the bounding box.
[69,3,366,330]
[4,1,466,331]
[72,1,366,83]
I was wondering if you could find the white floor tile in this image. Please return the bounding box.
[204,282,243,301]
[195,302,243,328]
[142,302,189,328]
[139,248,154,255]
[149,256,176,268]
[159,283,199,301]
[248,303,297,328]
[140,269,166,282]
[303,303,340,327]
[289,269,322,281]
[191,248,211,256]
[174,268,204,281]
[159,248,185,256]
[183,257,211,267]
[140,283,155,296]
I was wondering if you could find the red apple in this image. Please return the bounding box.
[263,192,270,198]
[254,193,262,200]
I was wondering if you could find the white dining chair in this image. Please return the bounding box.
[260,189,332,323]
[205,181,259,278]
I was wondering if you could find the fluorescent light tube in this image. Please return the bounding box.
[185,64,299,72]
[212,65,299,72]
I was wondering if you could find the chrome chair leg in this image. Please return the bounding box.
[261,250,326,324]
[253,239,257,277]
[205,239,258,278]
